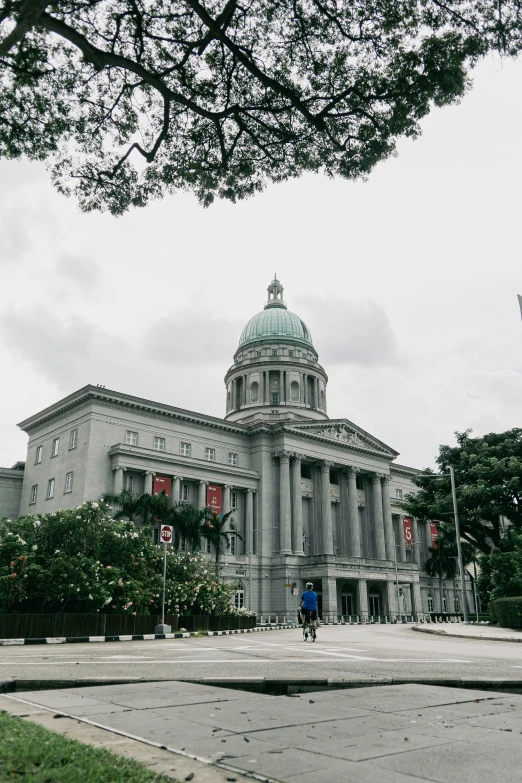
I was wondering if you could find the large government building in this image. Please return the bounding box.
[0,277,474,620]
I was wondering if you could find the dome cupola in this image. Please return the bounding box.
[224,277,328,423]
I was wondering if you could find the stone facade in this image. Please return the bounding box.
[0,463,25,520]
[4,277,475,619]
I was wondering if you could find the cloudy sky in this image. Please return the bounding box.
[1,54,521,471]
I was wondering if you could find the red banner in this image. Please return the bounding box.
[206,484,223,515]
[153,476,172,497]
[430,521,439,550]
[403,517,414,550]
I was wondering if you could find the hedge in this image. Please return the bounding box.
[489,597,522,629]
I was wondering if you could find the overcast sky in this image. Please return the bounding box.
[1,54,521,471]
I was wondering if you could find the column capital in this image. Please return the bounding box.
[173,475,183,481]
[245,488,255,495]
[381,475,391,485]
[112,466,125,473]
[274,450,292,463]
[224,484,234,489]
[321,460,334,473]
[145,470,155,477]
[292,453,304,465]
[198,479,208,486]
[372,472,385,484]
[344,465,360,477]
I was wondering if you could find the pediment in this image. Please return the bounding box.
[286,419,398,458]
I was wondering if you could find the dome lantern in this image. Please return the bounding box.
[265,275,286,309]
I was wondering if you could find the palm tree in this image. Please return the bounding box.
[102,489,171,529]
[424,529,474,614]
[205,510,243,576]
[168,502,208,552]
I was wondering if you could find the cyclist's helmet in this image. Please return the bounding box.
[306,582,313,589]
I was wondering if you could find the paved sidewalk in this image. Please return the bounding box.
[5,680,522,782]
[414,623,522,643]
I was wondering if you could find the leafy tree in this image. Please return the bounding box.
[403,429,522,555]
[101,489,171,529]
[205,510,242,575]
[1,0,521,213]
[477,527,522,603]
[0,501,236,614]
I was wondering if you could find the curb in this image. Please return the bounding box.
[0,625,291,647]
[412,625,522,643]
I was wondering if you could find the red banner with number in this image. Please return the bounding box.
[429,521,439,550]
[153,476,172,497]
[206,484,223,515]
[403,517,414,550]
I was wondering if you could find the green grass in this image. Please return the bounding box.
[0,711,177,782]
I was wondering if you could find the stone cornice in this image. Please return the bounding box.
[108,443,259,482]
[282,419,398,461]
[390,463,424,478]
[17,385,249,436]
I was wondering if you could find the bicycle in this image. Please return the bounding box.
[302,618,317,642]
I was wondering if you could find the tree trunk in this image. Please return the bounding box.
[439,572,444,614]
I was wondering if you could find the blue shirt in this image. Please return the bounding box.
[301,590,318,610]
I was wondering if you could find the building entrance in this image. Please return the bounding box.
[341,594,353,616]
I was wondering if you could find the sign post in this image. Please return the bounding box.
[155,525,173,635]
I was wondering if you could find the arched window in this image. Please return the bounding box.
[234,583,245,609]
[290,381,300,401]
[427,595,434,613]
[250,381,259,403]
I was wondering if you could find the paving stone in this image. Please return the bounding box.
[224,747,323,777]
[308,727,455,762]
[396,700,520,725]
[372,740,522,782]
[17,691,112,710]
[88,709,231,744]
[249,713,413,746]
[181,733,285,762]
[322,684,496,713]
[451,711,522,732]
[285,756,422,783]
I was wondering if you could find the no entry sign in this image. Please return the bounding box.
[160,524,173,544]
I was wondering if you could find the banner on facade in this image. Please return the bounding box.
[403,517,414,550]
[206,484,223,515]
[429,521,439,550]
[153,476,172,496]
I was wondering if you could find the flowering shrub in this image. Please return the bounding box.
[0,502,234,615]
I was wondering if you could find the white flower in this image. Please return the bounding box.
[91,502,99,508]
[32,545,38,551]
[88,594,93,600]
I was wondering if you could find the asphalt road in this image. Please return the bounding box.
[2,625,522,684]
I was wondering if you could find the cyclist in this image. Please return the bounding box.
[299,582,318,632]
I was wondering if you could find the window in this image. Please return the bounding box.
[180,442,191,457]
[153,436,165,452]
[290,381,300,401]
[179,536,188,552]
[64,472,73,493]
[454,595,460,613]
[47,478,55,499]
[125,431,138,446]
[289,350,294,357]
[231,491,237,509]
[69,429,77,450]
[255,350,262,357]
[205,447,215,461]
[124,474,134,492]
[271,349,278,356]
[153,527,160,546]
[234,586,245,609]
[202,538,212,553]
[228,452,238,466]
[250,381,259,402]
[51,438,60,457]
[179,483,189,501]
[271,393,279,406]
[427,595,434,613]
[35,445,43,464]
[30,485,38,504]
[396,488,403,499]
[442,596,447,613]
[228,524,238,555]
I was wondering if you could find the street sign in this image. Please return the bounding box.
[160,524,173,544]
[293,588,299,596]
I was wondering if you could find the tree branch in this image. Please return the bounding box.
[0,0,48,54]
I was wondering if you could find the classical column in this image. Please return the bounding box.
[286,371,291,404]
[223,484,232,516]
[412,579,423,619]
[198,480,207,509]
[113,466,124,494]
[321,460,334,555]
[264,371,269,404]
[279,370,284,404]
[276,452,292,554]
[412,517,421,567]
[372,473,386,559]
[314,377,319,408]
[322,577,338,621]
[243,375,247,405]
[387,580,399,621]
[291,454,304,555]
[381,476,395,561]
[245,489,254,554]
[172,475,183,505]
[144,471,154,495]
[346,467,362,557]
[303,374,307,406]
[357,579,368,622]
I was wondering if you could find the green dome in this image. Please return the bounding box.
[239,308,313,348]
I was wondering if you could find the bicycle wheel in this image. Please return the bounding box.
[312,628,316,642]
[303,623,308,641]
